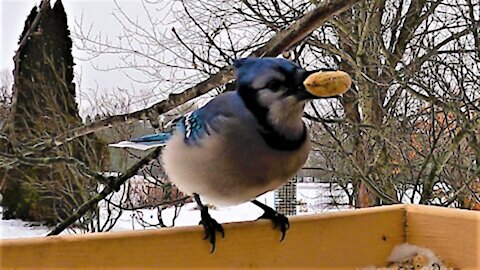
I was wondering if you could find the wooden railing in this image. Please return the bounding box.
[1,204,479,269]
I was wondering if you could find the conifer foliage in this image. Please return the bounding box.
[0,0,108,224]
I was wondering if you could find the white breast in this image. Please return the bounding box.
[161,119,311,206]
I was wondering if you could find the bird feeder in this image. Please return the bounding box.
[1,204,478,269]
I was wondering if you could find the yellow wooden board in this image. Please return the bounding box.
[406,205,480,270]
[0,205,405,270]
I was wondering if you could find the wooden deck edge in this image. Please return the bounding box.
[1,204,407,245]
[1,204,406,269]
[405,204,480,269]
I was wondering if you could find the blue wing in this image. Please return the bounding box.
[130,133,172,143]
[110,92,242,150]
[176,111,213,145]
[173,92,246,146]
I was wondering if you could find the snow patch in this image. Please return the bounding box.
[1,183,348,239]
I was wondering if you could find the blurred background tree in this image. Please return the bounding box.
[76,0,480,209]
[0,0,109,225]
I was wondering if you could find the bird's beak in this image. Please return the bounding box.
[303,71,352,98]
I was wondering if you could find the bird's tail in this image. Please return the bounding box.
[109,132,172,151]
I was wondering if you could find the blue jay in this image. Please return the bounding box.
[111,57,351,252]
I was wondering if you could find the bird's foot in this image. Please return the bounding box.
[193,193,224,253]
[257,208,290,241]
[199,209,224,253]
[252,200,290,241]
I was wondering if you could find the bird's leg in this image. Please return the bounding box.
[193,193,224,253]
[251,200,290,241]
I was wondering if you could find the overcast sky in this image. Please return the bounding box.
[1,0,149,117]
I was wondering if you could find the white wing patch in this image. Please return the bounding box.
[184,111,195,139]
[109,141,165,151]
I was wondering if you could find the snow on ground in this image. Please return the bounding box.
[0,210,50,239]
[0,183,349,239]
[104,192,273,232]
[296,182,351,214]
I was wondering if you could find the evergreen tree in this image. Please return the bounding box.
[0,0,109,224]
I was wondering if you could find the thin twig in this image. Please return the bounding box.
[31,0,362,152]
[47,147,162,236]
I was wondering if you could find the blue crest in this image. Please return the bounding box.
[234,57,300,89]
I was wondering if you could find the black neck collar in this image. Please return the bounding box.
[237,87,307,151]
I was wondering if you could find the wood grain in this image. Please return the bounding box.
[0,205,405,270]
[406,204,480,270]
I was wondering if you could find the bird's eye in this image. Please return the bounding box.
[266,80,282,90]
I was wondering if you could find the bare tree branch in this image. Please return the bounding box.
[33,0,362,151]
[47,147,162,236]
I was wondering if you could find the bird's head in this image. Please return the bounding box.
[234,57,351,104]
[235,58,351,150]
[234,57,351,145]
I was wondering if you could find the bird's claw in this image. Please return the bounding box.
[199,210,224,253]
[258,209,290,241]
